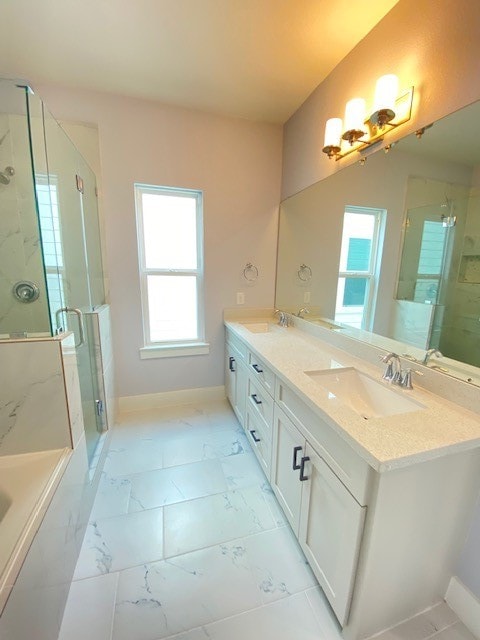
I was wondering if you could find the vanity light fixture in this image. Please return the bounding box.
[322,74,414,161]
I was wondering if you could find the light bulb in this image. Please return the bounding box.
[324,118,342,148]
[373,74,398,113]
[342,98,366,144]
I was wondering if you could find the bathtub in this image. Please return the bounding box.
[0,448,70,612]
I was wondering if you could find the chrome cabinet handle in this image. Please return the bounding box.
[55,307,86,348]
[252,364,263,373]
[299,456,310,481]
[249,430,261,443]
[251,394,262,405]
[292,446,302,470]
[229,356,236,372]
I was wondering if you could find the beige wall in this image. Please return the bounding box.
[35,85,283,398]
[282,0,480,199]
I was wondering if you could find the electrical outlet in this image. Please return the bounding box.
[304,291,311,303]
[236,292,245,305]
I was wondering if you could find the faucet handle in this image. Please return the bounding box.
[382,362,394,381]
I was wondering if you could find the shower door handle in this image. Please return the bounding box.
[55,307,86,348]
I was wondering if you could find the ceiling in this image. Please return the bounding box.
[0,0,399,123]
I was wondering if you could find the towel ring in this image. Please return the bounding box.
[243,262,259,282]
[297,264,312,282]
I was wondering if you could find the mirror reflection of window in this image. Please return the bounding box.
[414,220,449,304]
[335,207,385,330]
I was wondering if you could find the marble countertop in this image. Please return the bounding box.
[225,319,480,472]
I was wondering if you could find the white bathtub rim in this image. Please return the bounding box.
[0,447,71,614]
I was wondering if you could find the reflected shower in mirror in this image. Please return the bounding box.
[275,99,480,382]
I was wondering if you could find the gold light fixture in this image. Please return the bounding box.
[322,74,414,161]
[342,98,367,145]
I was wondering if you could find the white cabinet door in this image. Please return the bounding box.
[271,406,306,533]
[225,345,247,427]
[299,443,366,626]
[245,409,271,477]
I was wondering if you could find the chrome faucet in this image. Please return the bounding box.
[296,307,310,318]
[381,352,402,383]
[274,309,291,327]
[381,351,422,389]
[422,348,443,365]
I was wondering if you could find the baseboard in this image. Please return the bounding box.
[445,576,480,638]
[118,385,226,413]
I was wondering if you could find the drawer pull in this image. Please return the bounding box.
[292,446,302,470]
[229,356,236,372]
[299,456,310,481]
[249,429,261,443]
[252,364,263,373]
[251,393,262,405]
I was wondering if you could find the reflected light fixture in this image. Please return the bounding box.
[322,74,414,161]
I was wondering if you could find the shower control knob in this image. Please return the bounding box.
[12,281,40,303]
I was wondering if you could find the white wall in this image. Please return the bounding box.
[34,86,283,398]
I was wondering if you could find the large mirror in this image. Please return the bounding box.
[275,100,480,386]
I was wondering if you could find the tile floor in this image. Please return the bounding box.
[59,399,476,640]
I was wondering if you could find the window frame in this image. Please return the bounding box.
[134,184,208,359]
[335,206,385,331]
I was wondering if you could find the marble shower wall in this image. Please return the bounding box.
[0,112,51,337]
[0,334,84,455]
[439,193,480,367]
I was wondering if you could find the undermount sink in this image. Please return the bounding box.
[305,367,425,420]
[240,322,271,333]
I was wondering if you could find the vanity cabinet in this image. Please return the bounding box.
[225,331,248,426]
[271,405,366,625]
[224,325,480,640]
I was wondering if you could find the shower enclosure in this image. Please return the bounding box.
[0,78,106,461]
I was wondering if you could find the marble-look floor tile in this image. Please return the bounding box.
[235,527,317,604]
[432,622,478,639]
[181,591,331,640]
[128,460,228,512]
[58,572,119,640]
[163,485,277,557]
[103,439,164,476]
[90,474,132,519]
[221,451,268,490]
[113,527,317,640]
[371,601,460,640]
[113,548,260,640]
[161,429,251,469]
[74,508,163,579]
[261,481,289,526]
[305,587,343,639]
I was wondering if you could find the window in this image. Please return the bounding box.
[135,184,207,358]
[335,207,384,330]
[36,175,65,330]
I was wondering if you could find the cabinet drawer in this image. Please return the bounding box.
[248,351,275,396]
[245,409,271,477]
[247,375,274,435]
[276,381,371,505]
[226,328,247,362]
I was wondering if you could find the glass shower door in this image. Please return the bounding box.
[35,101,104,462]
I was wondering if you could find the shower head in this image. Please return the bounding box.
[0,166,15,185]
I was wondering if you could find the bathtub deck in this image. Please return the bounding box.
[0,448,70,612]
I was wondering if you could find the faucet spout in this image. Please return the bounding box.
[296,307,310,318]
[422,348,442,365]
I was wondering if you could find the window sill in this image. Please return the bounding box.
[139,342,210,360]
